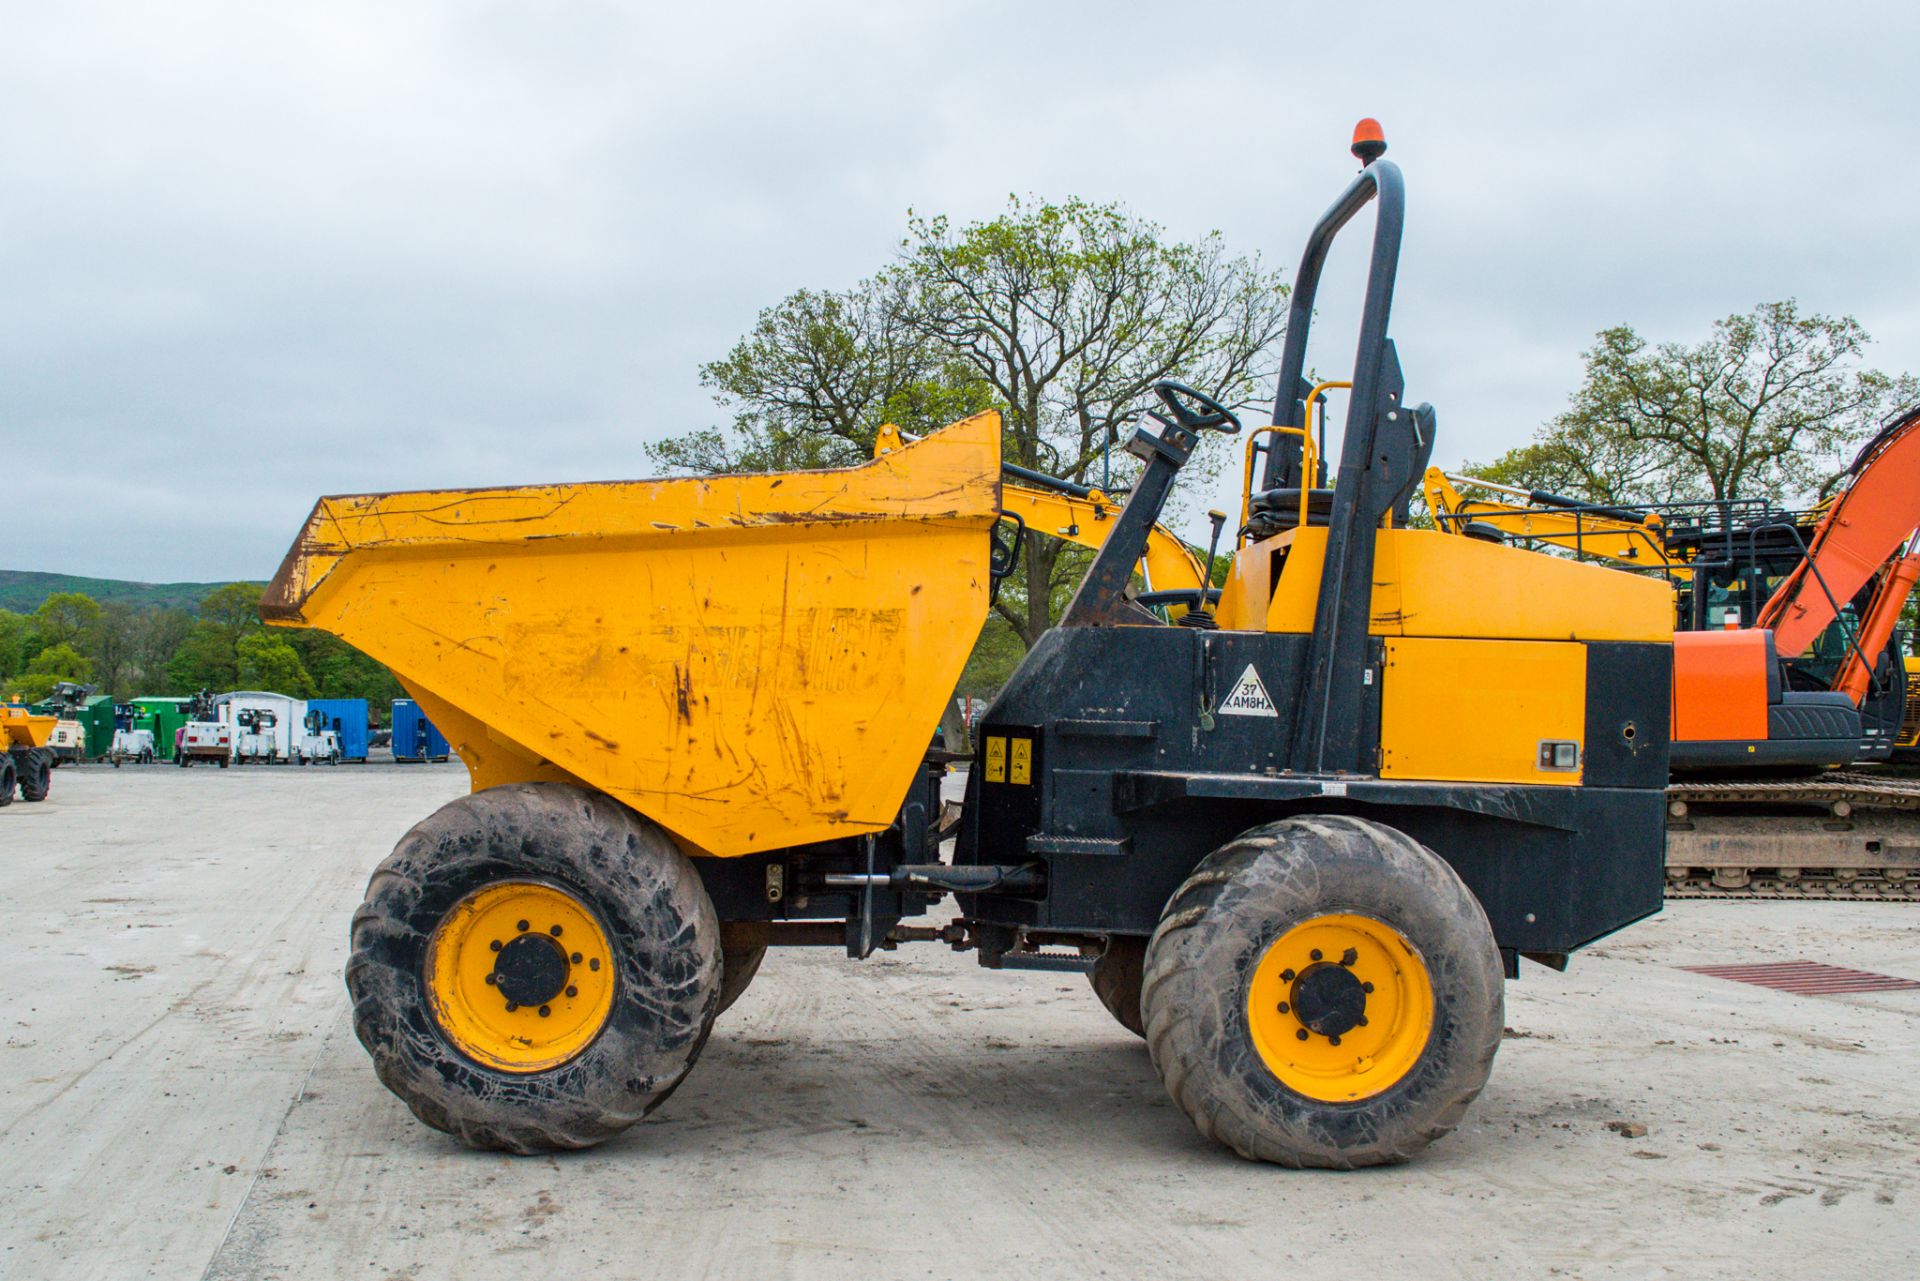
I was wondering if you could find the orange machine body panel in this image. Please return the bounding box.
[1672,630,1770,742]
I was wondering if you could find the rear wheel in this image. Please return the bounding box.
[716,936,767,1016]
[19,755,50,803]
[347,782,721,1152]
[1142,814,1502,1168]
[1087,935,1147,1037]
[0,758,14,806]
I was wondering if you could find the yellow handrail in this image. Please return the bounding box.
[1238,381,1348,546]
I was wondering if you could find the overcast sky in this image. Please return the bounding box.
[5,1,1918,581]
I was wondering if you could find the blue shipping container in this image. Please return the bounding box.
[390,699,451,762]
[307,698,371,761]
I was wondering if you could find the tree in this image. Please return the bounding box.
[32,592,103,653]
[1473,302,1917,507]
[134,608,196,695]
[287,630,404,705]
[90,601,145,700]
[900,199,1285,647]
[649,279,994,475]
[236,632,316,697]
[652,198,1287,650]
[14,642,94,703]
[198,582,267,638]
[160,584,266,694]
[166,623,239,693]
[0,609,29,684]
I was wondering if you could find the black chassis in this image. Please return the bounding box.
[952,626,1670,974]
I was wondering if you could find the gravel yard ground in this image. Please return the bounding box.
[4,764,1917,1280]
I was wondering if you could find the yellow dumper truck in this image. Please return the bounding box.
[2,705,56,805]
[264,126,1674,1167]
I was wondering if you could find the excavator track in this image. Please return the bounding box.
[1665,770,1920,899]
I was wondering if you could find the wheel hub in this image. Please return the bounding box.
[425,881,616,1073]
[1245,912,1435,1102]
[1290,962,1367,1037]
[492,933,569,1008]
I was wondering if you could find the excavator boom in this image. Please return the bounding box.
[1756,405,1920,656]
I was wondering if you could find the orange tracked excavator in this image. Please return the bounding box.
[1428,404,1920,896]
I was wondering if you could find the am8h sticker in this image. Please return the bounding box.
[1218,663,1278,717]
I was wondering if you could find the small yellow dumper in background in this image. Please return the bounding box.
[2,705,57,805]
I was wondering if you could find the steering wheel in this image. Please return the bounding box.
[1153,380,1242,434]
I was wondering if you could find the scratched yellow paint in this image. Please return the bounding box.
[262,413,1003,857]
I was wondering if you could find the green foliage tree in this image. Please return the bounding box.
[0,609,29,684]
[32,592,103,653]
[650,279,994,474]
[166,623,240,693]
[15,641,94,702]
[286,630,404,706]
[2,580,401,706]
[1471,302,1917,506]
[135,608,196,695]
[652,197,1286,652]
[236,632,317,698]
[90,600,146,700]
[198,582,266,638]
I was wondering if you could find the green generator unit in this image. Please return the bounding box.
[132,697,194,762]
[78,695,115,759]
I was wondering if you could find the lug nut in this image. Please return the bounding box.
[565,986,578,998]
[571,952,583,964]
[1280,968,1296,982]
[489,939,502,952]
[1329,1035,1341,1046]
[1340,948,1358,967]
[517,919,530,932]
[484,974,497,986]
[1362,982,1374,993]
[1276,1001,1290,1014]
[1357,1016,1369,1027]
[538,1005,551,1018]
[1310,949,1323,961]
[550,924,563,937]
[505,1002,518,1012]
[589,958,601,972]
[1296,1029,1310,1041]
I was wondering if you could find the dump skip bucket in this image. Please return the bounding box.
[2,706,57,750]
[263,413,1002,856]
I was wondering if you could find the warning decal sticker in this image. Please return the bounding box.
[1218,663,1279,718]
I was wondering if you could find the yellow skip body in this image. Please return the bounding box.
[263,413,1003,856]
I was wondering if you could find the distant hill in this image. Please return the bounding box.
[0,569,252,613]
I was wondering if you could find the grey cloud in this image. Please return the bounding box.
[4,1,1916,577]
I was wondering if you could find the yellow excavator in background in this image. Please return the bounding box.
[1425,406,1920,897]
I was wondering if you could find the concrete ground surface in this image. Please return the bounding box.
[4,766,1918,1280]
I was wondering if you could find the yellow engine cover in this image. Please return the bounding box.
[1379,637,1588,786]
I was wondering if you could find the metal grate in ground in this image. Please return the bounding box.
[1683,960,1920,995]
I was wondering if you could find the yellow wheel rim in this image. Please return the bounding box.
[425,881,616,1073]
[1245,912,1434,1102]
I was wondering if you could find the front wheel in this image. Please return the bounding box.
[347,783,722,1153]
[1142,815,1503,1168]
